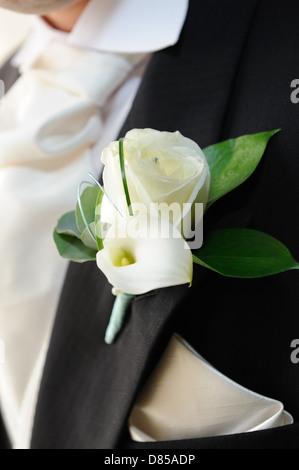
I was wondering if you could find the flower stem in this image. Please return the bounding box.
[119,139,133,216]
[105,293,135,344]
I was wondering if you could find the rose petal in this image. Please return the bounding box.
[100,129,210,230]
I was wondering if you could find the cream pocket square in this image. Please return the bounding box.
[129,334,293,442]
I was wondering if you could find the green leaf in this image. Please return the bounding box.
[56,211,81,239]
[53,229,97,263]
[193,228,299,278]
[76,186,100,234]
[95,189,105,250]
[81,222,98,251]
[204,129,280,207]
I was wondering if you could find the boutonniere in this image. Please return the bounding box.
[54,128,298,344]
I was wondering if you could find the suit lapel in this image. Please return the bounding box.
[32,263,192,449]
[31,0,259,449]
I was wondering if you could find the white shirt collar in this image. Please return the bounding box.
[69,0,189,53]
[13,0,189,67]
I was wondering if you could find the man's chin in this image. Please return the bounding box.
[0,0,78,15]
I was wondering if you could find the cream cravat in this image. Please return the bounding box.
[0,40,144,445]
[129,334,293,442]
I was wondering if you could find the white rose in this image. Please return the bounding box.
[100,129,210,232]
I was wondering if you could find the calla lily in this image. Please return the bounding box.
[96,215,193,296]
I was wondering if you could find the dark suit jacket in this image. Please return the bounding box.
[1,0,298,449]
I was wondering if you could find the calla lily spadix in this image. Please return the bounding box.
[96,215,193,296]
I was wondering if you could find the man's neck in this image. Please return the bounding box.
[43,0,89,33]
